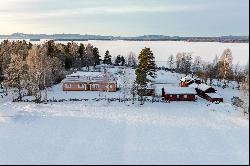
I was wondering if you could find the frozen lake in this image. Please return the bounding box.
[1,40,249,65]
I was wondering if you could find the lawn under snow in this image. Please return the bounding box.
[0,70,249,165]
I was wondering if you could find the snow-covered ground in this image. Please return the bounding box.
[0,69,249,164]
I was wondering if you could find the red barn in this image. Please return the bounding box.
[164,87,197,102]
[156,85,197,102]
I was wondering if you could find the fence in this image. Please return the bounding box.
[13,96,167,104]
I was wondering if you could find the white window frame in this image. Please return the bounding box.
[78,83,85,89]
[93,84,99,89]
[65,83,71,88]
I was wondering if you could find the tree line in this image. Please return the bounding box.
[167,48,248,89]
[0,40,137,102]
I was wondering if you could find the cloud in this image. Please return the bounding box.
[51,5,206,15]
[0,3,207,20]
[0,0,248,35]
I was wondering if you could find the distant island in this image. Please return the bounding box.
[0,33,248,43]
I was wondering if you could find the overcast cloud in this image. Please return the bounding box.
[0,0,248,36]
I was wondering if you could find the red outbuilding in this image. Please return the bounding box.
[156,85,197,102]
[195,84,224,103]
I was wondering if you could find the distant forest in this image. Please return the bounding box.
[0,33,249,43]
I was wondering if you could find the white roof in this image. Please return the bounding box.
[155,84,196,95]
[196,84,213,91]
[189,83,199,88]
[207,93,223,99]
[180,75,193,82]
[62,71,116,83]
[70,71,102,77]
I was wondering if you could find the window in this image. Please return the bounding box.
[78,84,85,88]
[65,84,71,88]
[184,95,188,99]
[94,84,99,89]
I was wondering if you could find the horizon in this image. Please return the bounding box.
[0,32,249,38]
[0,0,249,36]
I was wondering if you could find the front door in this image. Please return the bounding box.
[87,84,91,91]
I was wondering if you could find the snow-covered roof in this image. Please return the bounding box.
[196,84,214,92]
[189,83,199,89]
[62,71,116,83]
[165,87,197,94]
[206,93,223,99]
[155,84,196,95]
[70,71,102,77]
[180,75,193,82]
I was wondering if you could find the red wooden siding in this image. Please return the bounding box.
[165,94,196,102]
[63,82,117,92]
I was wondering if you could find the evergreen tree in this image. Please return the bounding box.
[45,40,56,58]
[64,42,79,69]
[121,56,126,66]
[135,48,157,105]
[103,50,112,65]
[78,43,85,67]
[93,47,101,67]
[183,53,193,75]
[115,55,121,66]
[147,48,157,79]
[135,69,148,105]
[78,43,85,58]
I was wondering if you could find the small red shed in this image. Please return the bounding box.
[180,75,202,87]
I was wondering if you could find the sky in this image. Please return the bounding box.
[0,0,249,36]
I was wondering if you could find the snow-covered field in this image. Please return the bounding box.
[0,69,249,164]
[0,99,249,164]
